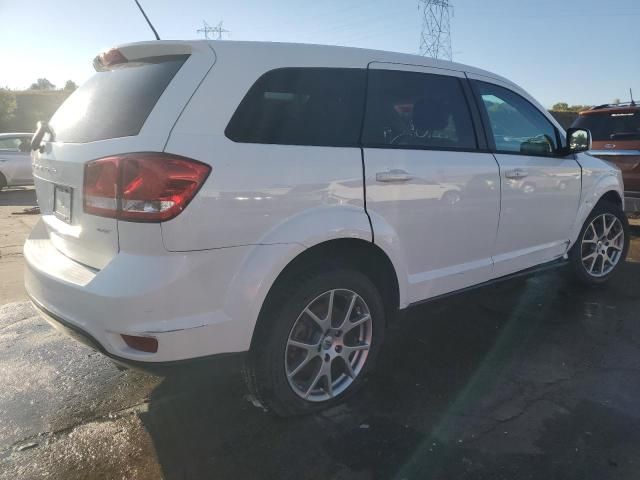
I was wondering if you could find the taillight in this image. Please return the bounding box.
[83,153,210,222]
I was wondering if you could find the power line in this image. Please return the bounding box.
[197,20,230,40]
[419,0,453,61]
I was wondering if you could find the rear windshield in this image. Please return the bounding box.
[573,111,640,141]
[50,56,188,143]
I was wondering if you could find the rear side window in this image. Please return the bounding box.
[362,70,477,150]
[573,111,640,141]
[50,56,188,143]
[225,68,366,147]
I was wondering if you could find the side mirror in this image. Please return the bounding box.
[561,128,591,155]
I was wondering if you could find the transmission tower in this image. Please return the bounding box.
[197,20,230,40]
[419,0,453,61]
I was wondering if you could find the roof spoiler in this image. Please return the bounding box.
[93,41,193,71]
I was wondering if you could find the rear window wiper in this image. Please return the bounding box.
[31,121,55,152]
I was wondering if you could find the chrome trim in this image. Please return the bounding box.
[588,150,640,157]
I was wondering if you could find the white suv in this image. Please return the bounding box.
[25,40,629,415]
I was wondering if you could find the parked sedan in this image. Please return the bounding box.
[0,132,33,190]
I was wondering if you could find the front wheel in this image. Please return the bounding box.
[244,269,385,416]
[568,200,630,285]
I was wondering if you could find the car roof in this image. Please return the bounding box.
[114,39,517,88]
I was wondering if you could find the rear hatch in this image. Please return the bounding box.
[32,41,215,269]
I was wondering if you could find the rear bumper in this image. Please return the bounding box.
[24,219,253,364]
[29,294,246,375]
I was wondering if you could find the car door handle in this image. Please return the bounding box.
[375,169,413,183]
[505,168,529,179]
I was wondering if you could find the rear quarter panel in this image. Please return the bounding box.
[161,42,370,252]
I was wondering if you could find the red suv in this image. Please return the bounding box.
[573,102,640,213]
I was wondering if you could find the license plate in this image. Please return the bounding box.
[54,185,73,223]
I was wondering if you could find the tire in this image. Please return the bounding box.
[568,200,630,285]
[244,268,385,416]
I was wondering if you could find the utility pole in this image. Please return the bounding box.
[419,0,453,61]
[197,20,230,40]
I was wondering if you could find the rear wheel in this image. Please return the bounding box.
[568,200,629,285]
[244,268,385,416]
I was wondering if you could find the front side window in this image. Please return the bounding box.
[225,68,366,147]
[475,81,558,156]
[362,70,477,150]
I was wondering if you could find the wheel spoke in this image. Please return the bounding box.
[588,255,597,274]
[343,342,370,356]
[343,357,356,379]
[343,314,371,335]
[305,308,326,331]
[304,364,325,399]
[288,338,317,351]
[324,367,334,398]
[288,351,317,378]
[589,223,597,239]
[609,229,623,244]
[338,293,358,330]
[325,290,335,326]
[582,251,597,262]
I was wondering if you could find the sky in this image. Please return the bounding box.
[1,0,639,107]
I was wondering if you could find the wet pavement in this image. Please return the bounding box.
[1,187,640,479]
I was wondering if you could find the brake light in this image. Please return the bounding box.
[93,48,127,71]
[83,153,210,222]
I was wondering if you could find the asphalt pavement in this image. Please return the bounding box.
[1,187,640,480]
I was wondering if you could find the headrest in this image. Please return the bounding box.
[412,98,450,133]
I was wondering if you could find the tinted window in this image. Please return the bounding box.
[476,81,557,156]
[50,56,188,143]
[362,70,476,150]
[0,137,20,150]
[573,111,640,141]
[225,68,366,147]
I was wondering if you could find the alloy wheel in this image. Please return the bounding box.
[581,213,625,277]
[285,289,373,402]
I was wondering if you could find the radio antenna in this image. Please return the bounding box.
[631,88,636,107]
[133,0,161,40]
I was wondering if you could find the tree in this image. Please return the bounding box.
[0,89,17,130]
[29,78,56,90]
[63,80,78,92]
[551,102,591,112]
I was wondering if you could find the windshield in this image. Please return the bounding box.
[573,111,640,141]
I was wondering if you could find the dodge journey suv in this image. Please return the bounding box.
[26,40,629,415]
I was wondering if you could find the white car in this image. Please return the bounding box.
[25,40,629,415]
[0,132,33,190]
